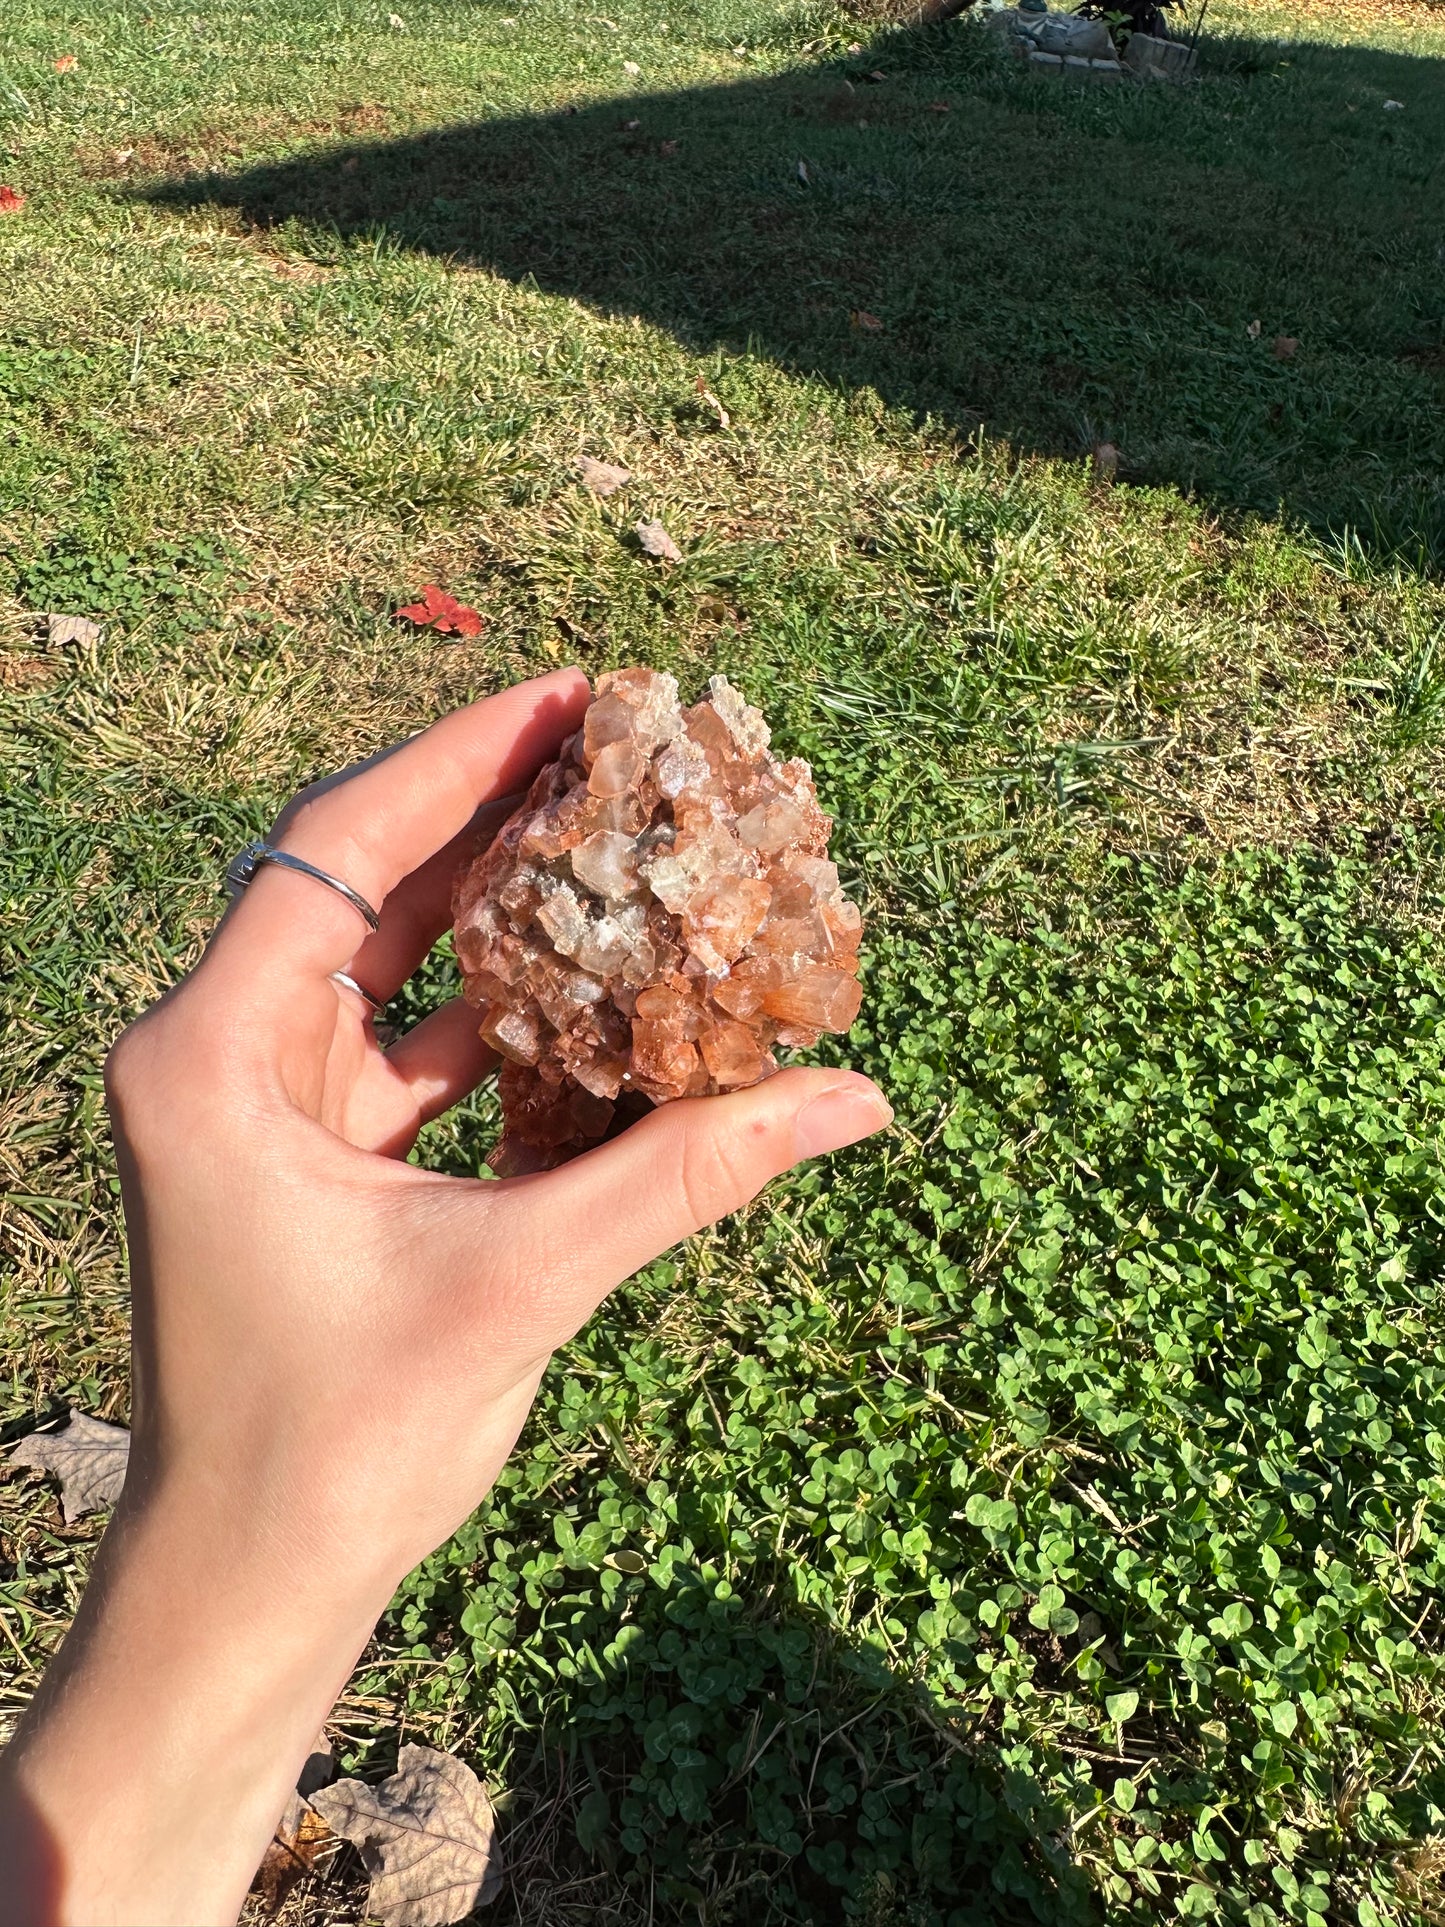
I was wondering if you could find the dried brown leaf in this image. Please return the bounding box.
[312,1744,501,1927]
[9,1410,130,1522]
[47,613,103,649]
[1246,318,1262,340]
[576,455,631,496]
[851,310,883,333]
[1273,335,1299,361]
[634,518,682,562]
[253,1736,337,1912]
[694,376,730,429]
[254,1799,333,1913]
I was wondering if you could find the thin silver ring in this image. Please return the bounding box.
[331,970,387,1013]
[224,839,381,933]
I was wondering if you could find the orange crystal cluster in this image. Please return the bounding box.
[453,669,864,1169]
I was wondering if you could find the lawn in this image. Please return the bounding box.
[3,0,1445,1922]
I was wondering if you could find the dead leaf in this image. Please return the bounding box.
[1273,335,1299,361]
[659,138,679,156]
[394,585,485,638]
[9,1410,130,1522]
[253,1737,336,1913]
[926,100,951,113]
[254,1803,332,1913]
[0,186,25,216]
[576,455,631,495]
[695,376,730,428]
[1246,318,1262,340]
[851,309,883,332]
[388,12,407,27]
[623,59,640,74]
[312,1744,501,1927]
[553,613,589,649]
[621,117,640,131]
[1092,440,1119,481]
[54,54,77,72]
[113,146,134,165]
[342,154,360,173]
[635,519,682,563]
[47,612,103,649]
[796,158,811,186]
[864,69,887,82]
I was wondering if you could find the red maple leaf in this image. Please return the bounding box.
[0,186,25,216]
[394,584,484,637]
[54,54,77,71]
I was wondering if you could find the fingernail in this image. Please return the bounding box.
[794,1078,893,1160]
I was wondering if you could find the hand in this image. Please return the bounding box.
[0,670,891,1926]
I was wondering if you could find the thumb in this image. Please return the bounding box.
[539,1067,892,1296]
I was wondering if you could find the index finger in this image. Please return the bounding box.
[212,669,590,982]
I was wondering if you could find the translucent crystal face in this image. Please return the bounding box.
[452,669,864,1171]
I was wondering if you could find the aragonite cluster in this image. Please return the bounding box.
[453,669,863,1170]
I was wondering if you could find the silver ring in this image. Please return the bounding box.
[331,970,387,1013]
[224,839,381,933]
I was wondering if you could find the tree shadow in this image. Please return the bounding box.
[143,19,1445,568]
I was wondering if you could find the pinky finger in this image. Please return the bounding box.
[386,997,499,1128]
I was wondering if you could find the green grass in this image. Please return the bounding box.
[4,1,1445,1923]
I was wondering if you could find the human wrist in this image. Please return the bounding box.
[115,1437,405,1622]
[2,1467,390,1926]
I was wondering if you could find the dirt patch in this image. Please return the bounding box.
[0,654,59,691]
[261,254,338,282]
[76,103,397,183]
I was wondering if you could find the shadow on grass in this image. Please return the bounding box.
[144,20,1445,567]
[411,1561,1100,1927]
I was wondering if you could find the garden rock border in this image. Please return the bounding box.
[985,4,1198,84]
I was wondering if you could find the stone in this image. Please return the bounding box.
[1035,14,1113,57]
[1123,33,1197,81]
[454,670,864,1171]
[1028,48,1062,69]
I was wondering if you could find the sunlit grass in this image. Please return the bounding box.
[3,1,1445,1922]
